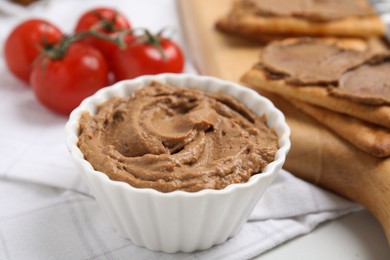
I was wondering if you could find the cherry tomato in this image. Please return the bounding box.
[111,32,184,81]
[30,42,109,115]
[4,19,63,84]
[74,7,131,66]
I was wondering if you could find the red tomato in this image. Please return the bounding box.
[111,33,184,81]
[30,43,109,115]
[74,7,131,65]
[4,19,63,84]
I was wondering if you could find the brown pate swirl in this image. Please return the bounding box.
[258,38,390,105]
[77,81,278,192]
[241,0,376,22]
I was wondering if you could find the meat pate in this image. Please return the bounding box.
[330,54,390,105]
[260,39,367,86]
[77,81,278,192]
[257,39,390,106]
[241,0,375,22]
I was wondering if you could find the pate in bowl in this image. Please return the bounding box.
[65,73,290,253]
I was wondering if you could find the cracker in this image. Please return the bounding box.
[288,99,390,157]
[241,67,390,129]
[216,0,386,40]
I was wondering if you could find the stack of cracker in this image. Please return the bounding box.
[241,38,390,158]
[216,0,390,158]
[209,0,390,243]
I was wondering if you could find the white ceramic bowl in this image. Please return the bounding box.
[65,73,290,253]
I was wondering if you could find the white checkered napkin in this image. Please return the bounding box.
[0,67,90,195]
[0,170,358,260]
[0,0,359,258]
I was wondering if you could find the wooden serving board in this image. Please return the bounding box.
[176,0,390,244]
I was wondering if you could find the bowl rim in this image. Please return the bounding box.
[65,73,291,198]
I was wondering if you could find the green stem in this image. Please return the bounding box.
[44,30,128,60]
[143,29,167,60]
[77,31,125,47]
[92,11,115,31]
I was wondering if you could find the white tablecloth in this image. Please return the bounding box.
[0,0,360,259]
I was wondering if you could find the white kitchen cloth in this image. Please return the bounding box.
[0,172,358,260]
[0,0,360,259]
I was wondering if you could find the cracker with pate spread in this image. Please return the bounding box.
[240,38,390,157]
[216,0,386,41]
